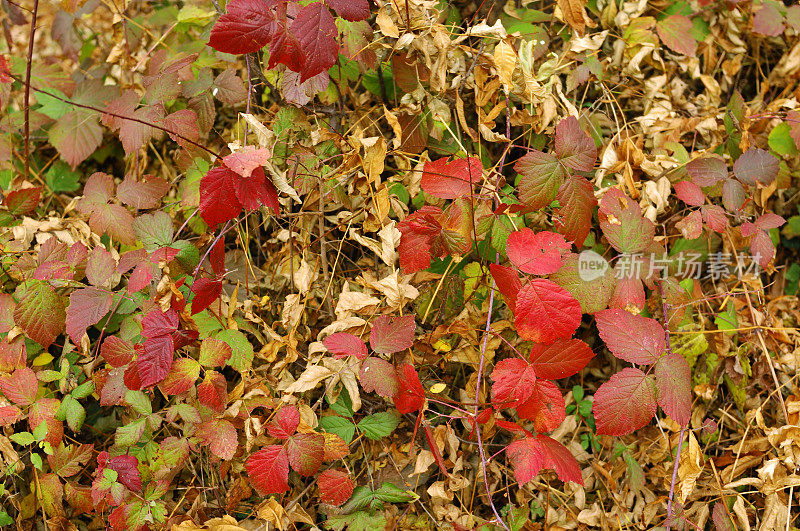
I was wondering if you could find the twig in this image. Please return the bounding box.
[23,0,39,180]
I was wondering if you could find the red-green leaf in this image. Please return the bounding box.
[420,156,482,200]
[160,358,201,395]
[675,210,703,240]
[507,229,570,275]
[751,230,776,268]
[246,445,290,495]
[0,367,38,406]
[197,370,227,413]
[196,418,238,460]
[292,2,338,81]
[66,287,113,344]
[554,116,596,172]
[324,332,368,360]
[702,205,728,233]
[117,174,170,210]
[549,252,615,314]
[198,337,232,368]
[593,368,657,436]
[100,336,134,368]
[223,147,272,179]
[14,281,67,348]
[287,432,325,476]
[268,405,300,439]
[656,14,697,56]
[516,379,565,433]
[490,358,537,409]
[318,469,354,506]
[733,147,779,186]
[595,309,665,364]
[359,357,399,398]
[514,279,582,343]
[554,175,596,248]
[370,315,415,354]
[527,339,595,380]
[598,188,654,253]
[394,363,425,414]
[655,352,691,426]
[207,0,276,54]
[48,443,93,478]
[4,187,41,215]
[515,150,565,210]
[325,0,369,21]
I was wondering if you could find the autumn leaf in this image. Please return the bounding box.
[655,352,691,426]
[324,332,369,360]
[656,15,697,56]
[593,368,657,436]
[490,358,537,409]
[207,0,277,54]
[506,229,571,275]
[554,116,596,171]
[370,315,415,354]
[527,339,595,380]
[14,280,68,348]
[318,469,355,506]
[420,156,482,199]
[246,445,290,495]
[515,379,566,433]
[287,432,325,476]
[514,279,582,343]
[515,150,566,210]
[268,406,300,439]
[394,363,425,414]
[595,309,665,365]
[359,357,399,398]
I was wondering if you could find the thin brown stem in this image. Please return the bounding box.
[23,0,39,180]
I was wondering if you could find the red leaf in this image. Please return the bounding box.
[102,453,142,492]
[397,204,471,274]
[655,352,691,426]
[687,156,727,187]
[515,150,565,210]
[489,263,523,310]
[554,116,596,171]
[142,309,178,339]
[674,180,705,206]
[595,309,665,365]
[593,368,657,436]
[163,109,200,151]
[291,2,338,81]
[287,432,325,476]
[198,338,232,368]
[197,370,227,413]
[246,445,290,495]
[370,315,415,354]
[507,229,571,275]
[325,0,369,21]
[655,14,697,56]
[516,379,565,433]
[4,187,41,215]
[359,357,400,398]
[554,175,596,248]
[29,398,63,448]
[268,406,300,439]
[0,367,38,406]
[199,165,280,227]
[755,213,786,231]
[515,279,582,343]
[207,0,276,54]
[127,262,153,293]
[190,278,222,315]
[323,433,350,461]
[527,339,595,380]
[537,435,583,484]
[66,287,113,344]
[420,156,482,199]
[159,358,200,395]
[323,332,368,360]
[733,148,779,186]
[702,205,728,233]
[394,363,425,414]
[196,418,238,460]
[267,21,304,72]
[137,335,174,387]
[609,276,646,314]
[318,469,354,506]
[210,239,226,278]
[490,358,537,409]
[507,437,545,484]
[751,230,776,268]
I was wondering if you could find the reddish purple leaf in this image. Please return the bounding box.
[370,315,415,354]
[207,0,276,54]
[751,230,776,268]
[325,0,369,21]
[527,339,595,380]
[324,332,368,360]
[507,229,571,275]
[609,276,646,313]
[141,309,178,339]
[292,2,338,81]
[191,278,223,315]
[755,213,786,231]
[702,205,728,233]
[117,174,170,210]
[137,336,174,387]
[420,156,482,199]
[722,178,746,211]
[4,187,41,215]
[595,309,665,365]
[223,147,272,179]
[593,368,657,436]
[655,352,691,426]
[687,156,727,187]
[514,279,582,343]
[196,418,238,460]
[197,370,228,413]
[733,148,779,186]
[752,1,784,36]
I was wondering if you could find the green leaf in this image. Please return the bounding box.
[715,301,738,336]
[45,161,81,193]
[0,511,13,526]
[36,89,71,119]
[216,329,254,372]
[319,416,356,443]
[32,420,49,442]
[325,510,387,531]
[769,122,798,156]
[125,390,153,416]
[61,395,86,431]
[71,380,95,399]
[357,412,400,440]
[328,391,355,418]
[10,432,36,446]
[30,452,43,470]
[115,418,147,447]
[372,482,419,503]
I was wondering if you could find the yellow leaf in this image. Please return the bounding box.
[493,40,517,91]
[430,382,447,394]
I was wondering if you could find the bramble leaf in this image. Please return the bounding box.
[370,315,415,354]
[595,309,665,365]
[0,367,38,406]
[593,368,657,436]
[394,364,425,414]
[489,263,523,310]
[66,287,113,344]
[516,379,565,433]
[207,0,276,54]
[507,229,570,275]
[752,1,784,36]
[527,339,595,380]
[554,116,596,171]
[674,180,705,206]
[14,280,67,348]
[324,332,368,360]
[515,279,582,343]
[554,175,596,248]
[490,358,537,409]
[268,406,300,439]
[655,352,691,426]
[246,445,290,495]
[359,357,399,398]
[198,337,232,368]
[656,14,696,56]
[598,188,654,253]
[318,469,355,506]
[292,2,338,81]
[420,156,482,199]
[515,150,565,210]
[733,148,779,186]
[687,156,727,186]
[287,432,325,476]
